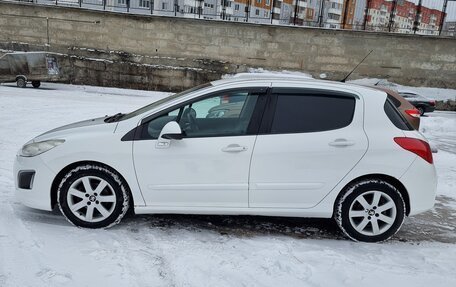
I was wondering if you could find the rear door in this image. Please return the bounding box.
[249,84,368,208]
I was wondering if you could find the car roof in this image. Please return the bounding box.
[211,74,389,99]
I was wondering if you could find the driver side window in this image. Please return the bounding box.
[141,89,260,139]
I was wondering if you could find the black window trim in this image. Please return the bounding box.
[122,87,270,141]
[384,97,414,131]
[258,87,359,135]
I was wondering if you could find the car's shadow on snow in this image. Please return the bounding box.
[123,195,456,244]
[13,196,456,244]
[124,213,347,240]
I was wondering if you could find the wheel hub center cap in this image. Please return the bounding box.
[368,209,375,216]
[89,195,97,202]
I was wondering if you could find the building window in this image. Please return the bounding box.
[255,9,260,16]
[139,0,150,8]
[118,0,125,5]
[328,13,340,21]
[266,0,270,5]
[257,0,261,3]
[235,4,239,11]
[162,2,168,10]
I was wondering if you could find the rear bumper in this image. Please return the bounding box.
[400,157,437,216]
[13,154,55,211]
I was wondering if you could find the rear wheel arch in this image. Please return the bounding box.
[15,75,27,81]
[51,161,135,212]
[333,174,410,217]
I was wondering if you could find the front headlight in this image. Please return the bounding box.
[20,139,65,157]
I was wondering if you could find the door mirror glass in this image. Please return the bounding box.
[159,121,183,141]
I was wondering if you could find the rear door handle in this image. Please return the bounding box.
[222,144,248,152]
[329,139,355,147]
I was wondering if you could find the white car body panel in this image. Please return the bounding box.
[133,135,256,207]
[13,77,437,222]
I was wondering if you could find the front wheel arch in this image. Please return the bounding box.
[333,174,410,217]
[51,161,134,213]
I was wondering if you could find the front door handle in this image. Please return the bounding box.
[222,144,248,152]
[329,139,355,147]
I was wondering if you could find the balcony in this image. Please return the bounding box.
[328,8,342,15]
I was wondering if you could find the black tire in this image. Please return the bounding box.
[31,81,41,88]
[417,107,425,116]
[16,78,27,88]
[335,179,405,242]
[57,164,130,228]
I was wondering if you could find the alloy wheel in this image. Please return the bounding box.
[348,190,397,236]
[66,176,117,223]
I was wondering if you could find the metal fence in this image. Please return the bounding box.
[6,0,456,37]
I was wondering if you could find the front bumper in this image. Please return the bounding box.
[13,154,56,211]
[400,157,437,216]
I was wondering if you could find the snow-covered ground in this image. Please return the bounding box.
[1,83,456,287]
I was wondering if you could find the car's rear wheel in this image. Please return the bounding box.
[58,164,130,228]
[335,179,405,242]
[31,81,41,88]
[418,106,425,116]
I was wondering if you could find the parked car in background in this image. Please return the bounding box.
[373,87,420,130]
[398,91,436,116]
[14,75,437,242]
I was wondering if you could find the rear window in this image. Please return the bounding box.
[270,94,355,134]
[384,99,413,130]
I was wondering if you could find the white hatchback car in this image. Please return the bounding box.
[14,76,437,242]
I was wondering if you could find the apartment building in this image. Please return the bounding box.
[418,6,444,35]
[341,0,357,29]
[78,0,446,35]
[442,21,456,37]
[363,0,444,34]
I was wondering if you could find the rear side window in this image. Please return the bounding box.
[387,94,401,108]
[270,94,356,134]
[384,99,413,130]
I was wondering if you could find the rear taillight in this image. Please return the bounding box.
[394,137,433,164]
[430,100,436,106]
[405,109,420,118]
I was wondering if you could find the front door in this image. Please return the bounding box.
[133,87,267,207]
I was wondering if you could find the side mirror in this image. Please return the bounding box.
[157,121,182,148]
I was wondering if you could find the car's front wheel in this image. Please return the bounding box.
[335,179,405,242]
[58,164,130,228]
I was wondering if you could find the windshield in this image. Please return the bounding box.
[120,83,212,121]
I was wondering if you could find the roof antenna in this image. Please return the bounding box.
[341,50,374,83]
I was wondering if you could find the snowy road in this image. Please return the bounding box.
[1,83,456,287]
